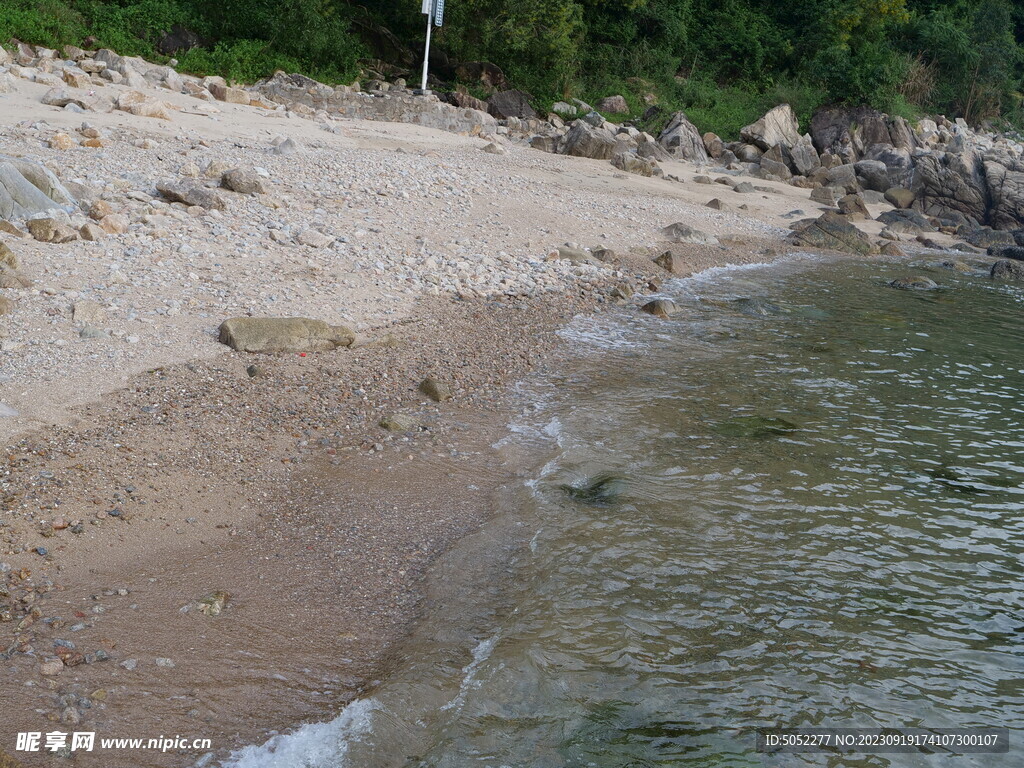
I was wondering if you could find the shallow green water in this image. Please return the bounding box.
[226,254,1024,768]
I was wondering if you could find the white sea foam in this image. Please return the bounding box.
[217,697,377,768]
[439,635,500,713]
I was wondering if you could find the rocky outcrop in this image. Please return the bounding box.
[810,106,892,162]
[740,105,800,151]
[253,71,497,136]
[658,112,708,162]
[487,90,537,120]
[991,259,1024,280]
[218,317,355,353]
[912,150,988,224]
[983,155,1024,230]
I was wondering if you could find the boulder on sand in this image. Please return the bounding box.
[660,222,718,245]
[218,317,355,353]
[562,120,617,160]
[0,156,76,221]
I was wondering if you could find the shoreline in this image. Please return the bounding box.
[1,41,992,767]
[0,239,784,767]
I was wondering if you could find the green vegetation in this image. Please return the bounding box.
[1,0,1022,135]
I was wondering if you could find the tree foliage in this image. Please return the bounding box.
[1,0,1022,130]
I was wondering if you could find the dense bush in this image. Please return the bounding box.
[0,0,1022,134]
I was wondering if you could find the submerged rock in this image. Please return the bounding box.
[560,473,625,505]
[195,591,230,617]
[889,276,939,291]
[714,415,800,438]
[991,259,1024,281]
[640,299,677,319]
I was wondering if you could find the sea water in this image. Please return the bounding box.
[223,253,1024,767]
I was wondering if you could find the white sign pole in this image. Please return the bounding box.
[420,9,433,93]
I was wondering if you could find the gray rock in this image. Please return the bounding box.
[967,229,1015,248]
[595,95,628,114]
[885,187,915,209]
[740,104,800,151]
[611,152,654,176]
[220,167,267,196]
[0,156,76,221]
[983,155,1024,230]
[380,413,422,432]
[810,186,841,205]
[889,276,939,291]
[825,164,860,194]
[810,106,891,162]
[854,159,890,192]
[660,222,718,245]
[217,317,355,353]
[863,144,914,188]
[487,89,536,120]
[788,211,878,255]
[991,259,1024,280]
[654,251,687,274]
[419,377,452,402]
[987,245,1024,260]
[273,137,301,156]
[657,112,708,162]
[790,134,820,176]
[641,299,676,319]
[156,182,227,210]
[877,208,936,232]
[912,149,988,224]
[562,120,617,160]
[838,194,870,219]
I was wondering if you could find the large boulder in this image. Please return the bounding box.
[562,120,617,160]
[888,116,918,153]
[810,106,891,162]
[445,91,489,112]
[788,211,877,255]
[487,89,537,120]
[991,259,1024,281]
[156,25,206,55]
[983,155,1024,230]
[790,134,821,176]
[595,95,628,114]
[611,152,654,176]
[877,208,936,232]
[658,112,708,162]
[912,149,989,224]
[862,144,914,189]
[454,62,507,91]
[218,317,355,353]
[0,156,76,221]
[853,160,890,193]
[740,105,800,151]
[825,164,860,194]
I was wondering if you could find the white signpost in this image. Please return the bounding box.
[420,0,445,93]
